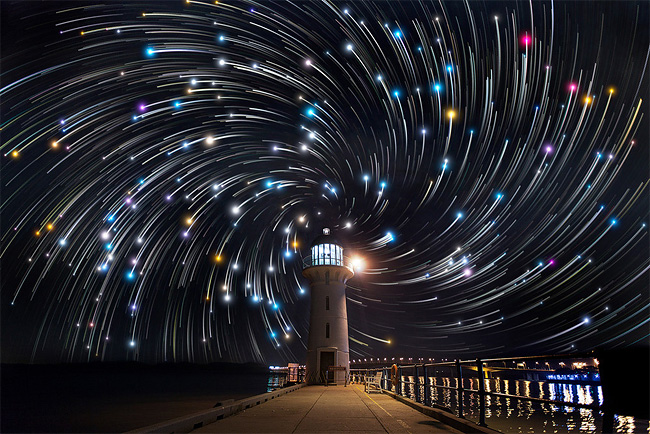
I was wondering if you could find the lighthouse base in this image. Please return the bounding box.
[306,347,348,385]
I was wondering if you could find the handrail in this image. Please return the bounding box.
[349,352,600,429]
[302,254,354,272]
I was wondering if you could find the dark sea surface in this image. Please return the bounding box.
[1,363,274,433]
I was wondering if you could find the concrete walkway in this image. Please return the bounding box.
[193,385,463,433]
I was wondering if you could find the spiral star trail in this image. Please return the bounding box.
[1,1,648,364]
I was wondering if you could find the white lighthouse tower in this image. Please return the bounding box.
[302,228,354,385]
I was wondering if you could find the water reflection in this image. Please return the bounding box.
[615,415,637,434]
[400,376,648,433]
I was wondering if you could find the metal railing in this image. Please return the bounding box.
[350,353,600,429]
[302,254,354,272]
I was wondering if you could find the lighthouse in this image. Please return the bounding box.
[302,228,354,385]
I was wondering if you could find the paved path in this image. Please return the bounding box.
[193,385,462,433]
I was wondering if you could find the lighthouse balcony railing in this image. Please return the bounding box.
[302,255,354,272]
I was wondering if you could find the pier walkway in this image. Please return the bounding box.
[193,384,463,433]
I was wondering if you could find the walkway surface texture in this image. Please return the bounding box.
[193,384,463,433]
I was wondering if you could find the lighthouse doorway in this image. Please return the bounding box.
[319,350,335,383]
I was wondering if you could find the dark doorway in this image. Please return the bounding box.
[319,351,335,383]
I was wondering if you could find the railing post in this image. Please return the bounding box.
[414,365,420,402]
[602,411,615,434]
[398,366,403,396]
[477,358,487,427]
[456,359,464,418]
[383,368,388,390]
[423,365,430,406]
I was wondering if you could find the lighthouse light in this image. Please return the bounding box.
[351,256,364,271]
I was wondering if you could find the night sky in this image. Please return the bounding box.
[1,1,648,365]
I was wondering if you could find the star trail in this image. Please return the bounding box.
[1,1,648,364]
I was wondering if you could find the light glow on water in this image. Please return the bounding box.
[394,376,648,433]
